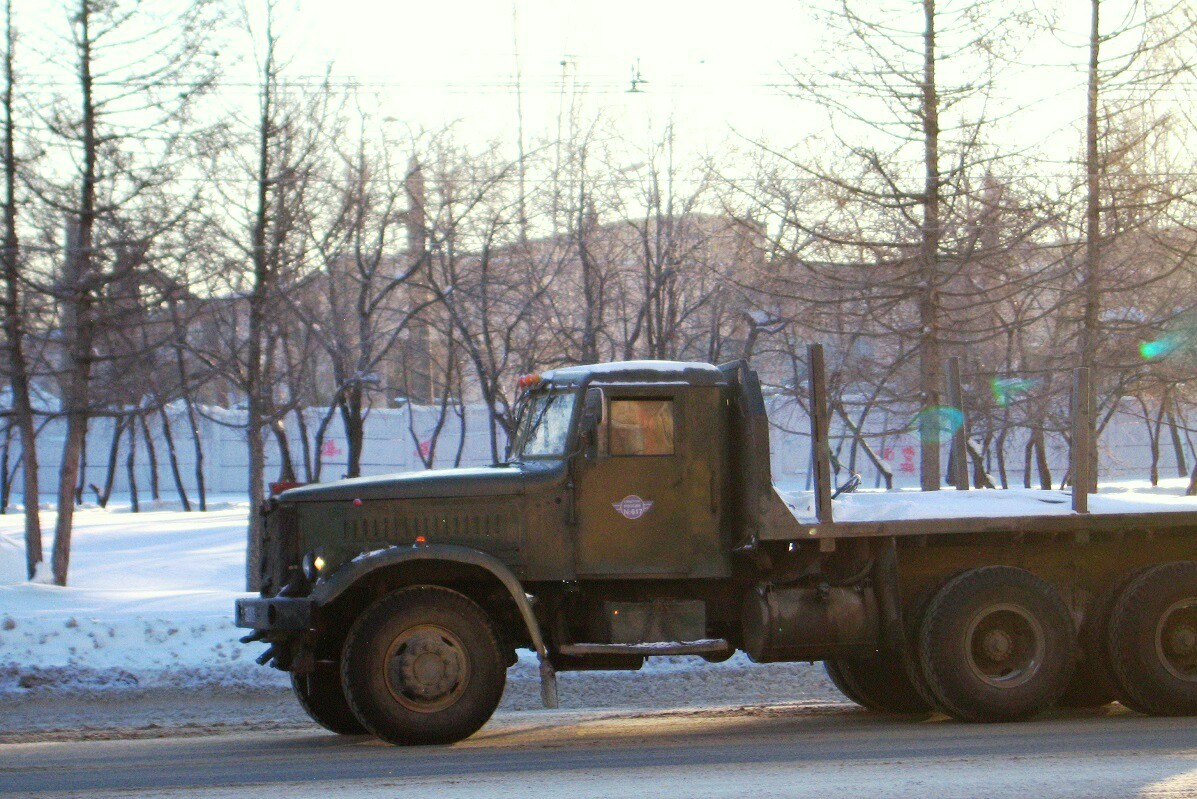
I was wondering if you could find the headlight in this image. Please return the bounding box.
[301,550,326,581]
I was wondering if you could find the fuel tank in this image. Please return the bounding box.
[741,583,879,662]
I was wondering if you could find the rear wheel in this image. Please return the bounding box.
[918,566,1075,722]
[824,652,931,714]
[1057,662,1116,709]
[1107,561,1197,716]
[341,586,507,745]
[823,658,865,706]
[291,667,367,735]
[1057,568,1151,709]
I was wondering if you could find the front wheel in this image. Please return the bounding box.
[341,586,507,745]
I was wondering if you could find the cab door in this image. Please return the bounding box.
[573,385,726,578]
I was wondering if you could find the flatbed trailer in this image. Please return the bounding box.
[236,348,1197,745]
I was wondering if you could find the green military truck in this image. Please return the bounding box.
[235,357,1197,745]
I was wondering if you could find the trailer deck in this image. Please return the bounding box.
[773,480,1197,541]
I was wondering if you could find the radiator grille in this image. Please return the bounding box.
[343,506,520,553]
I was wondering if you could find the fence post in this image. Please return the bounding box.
[1071,367,1092,513]
[946,356,969,490]
[808,343,834,524]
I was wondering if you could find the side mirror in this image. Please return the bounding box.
[579,387,604,459]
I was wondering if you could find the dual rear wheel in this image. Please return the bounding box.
[827,562,1197,722]
[1055,561,1197,716]
[827,566,1076,721]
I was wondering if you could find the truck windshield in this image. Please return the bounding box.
[515,389,577,458]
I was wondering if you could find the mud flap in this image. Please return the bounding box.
[539,653,559,709]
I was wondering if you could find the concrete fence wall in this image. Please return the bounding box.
[0,396,1184,503]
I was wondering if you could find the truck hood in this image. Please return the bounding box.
[278,461,564,504]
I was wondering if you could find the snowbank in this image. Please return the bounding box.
[778,476,1197,524]
[0,498,278,695]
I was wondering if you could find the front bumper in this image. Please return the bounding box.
[234,596,313,631]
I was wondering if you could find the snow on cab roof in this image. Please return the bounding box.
[542,360,727,384]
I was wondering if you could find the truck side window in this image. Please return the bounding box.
[608,399,675,456]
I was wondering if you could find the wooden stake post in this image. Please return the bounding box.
[808,344,834,524]
[946,357,969,491]
[1071,367,1093,514]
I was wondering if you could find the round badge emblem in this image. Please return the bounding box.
[612,495,654,520]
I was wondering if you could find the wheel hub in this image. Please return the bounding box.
[384,624,470,712]
[966,604,1045,689]
[981,629,1014,661]
[397,634,463,699]
[1167,625,1195,656]
[1157,599,1197,682]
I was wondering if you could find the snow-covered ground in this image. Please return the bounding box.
[0,497,277,696]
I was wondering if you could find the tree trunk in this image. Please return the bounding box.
[966,439,996,489]
[453,400,468,468]
[74,422,87,506]
[158,405,190,511]
[1032,428,1052,490]
[244,14,276,590]
[1141,396,1162,486]
[140,414,159,501]
[918,0,943,492]
[1023,437,1033,489]
[1078,0,1102,489]
[53,1,100,587]
[246,424,265,588]
[833,401,893,490]
[186,398,206,511]
[1,0,41,578]
[1167,401,1187,477]
[995,428,1009,489]
[126,414,139,513]
[169,297,204,511]
[0,422,10,513]
[271,420,297,483]
[339,384,364,478]
[91,416,124,508]
[294,407,312,483]
[312,401,339,483]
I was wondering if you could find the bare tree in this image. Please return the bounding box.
[31,0,216,585]
[740,0,1049,490]
[301,118,436,478]
[197,2,335,587]
[0,0,41,578]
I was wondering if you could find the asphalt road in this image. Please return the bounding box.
[3,704,1196,799]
